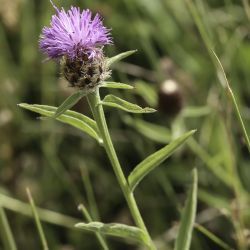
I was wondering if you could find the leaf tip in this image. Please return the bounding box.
[74,223,84,228]
[190,129,197,135]
[146,108,157,113]
[192,168,198,181]
[18,103,27,108]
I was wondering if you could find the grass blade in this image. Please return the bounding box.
[0,193,78,229]
[211,51,250,153]
[195,224,232,250]
[80,166,100,221]
[185,0,250,153]
[134,81,158,107]
[187,137,232,186]
[242,0,250,20]
[128,130,196,191]
[0,207,17,250]
[124,116,171,144]
[26,188,49,250]
[174,169,198,250]
[101,95,156,113]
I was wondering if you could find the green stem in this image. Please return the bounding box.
[87,89,156,250]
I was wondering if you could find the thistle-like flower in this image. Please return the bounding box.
[39,1,112,90]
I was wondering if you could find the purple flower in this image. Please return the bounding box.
[39,1,112,60]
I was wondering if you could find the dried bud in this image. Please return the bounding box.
[61,53,110,90]
[158,79,183,117]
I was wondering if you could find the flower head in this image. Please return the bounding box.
[39,1,112,60]
[39,1,112,90]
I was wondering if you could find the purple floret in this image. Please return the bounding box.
[39,4,112,60]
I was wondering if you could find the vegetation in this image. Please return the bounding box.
[0,0,250,249]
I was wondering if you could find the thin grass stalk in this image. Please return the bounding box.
[26,188,49,250]
[0,207,17,250]
[242,0,250,20]
[0,193,78,229]
[195,223,232,250]
[80,166,100,220]
[185,0,250,153]
[185,1,249,249]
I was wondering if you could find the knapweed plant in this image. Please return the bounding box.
[19,2,197,249]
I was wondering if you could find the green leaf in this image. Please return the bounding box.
[18,104,102,142]
[134,81,158,107]
[101,95,156,114]
[182,106,211,118]
[75,222,148,246]
[100,82,134,90]
[53,90,86,119]
[124,116,171,144]
[128,130,196,191]
[174,169,198,250]
[107,50,137,67]
[187,137,232,186]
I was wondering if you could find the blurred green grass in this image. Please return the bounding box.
[0,0,250,249]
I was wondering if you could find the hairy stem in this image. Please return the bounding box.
[87,89,156,250]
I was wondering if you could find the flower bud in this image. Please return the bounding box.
[61,53,110,90]
[158,79,183,117]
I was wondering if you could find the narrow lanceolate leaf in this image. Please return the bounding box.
[100,81,134,90]
[75,222,148,246]
[182,106,211,118]
[134,81,158,107]
[53,90,87,118]
[101,95,156,114]
[128,130,196,191]
[124,116,171,144]
[18,104,102,142]
[174,169,198,250]
[107,50,137,67]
